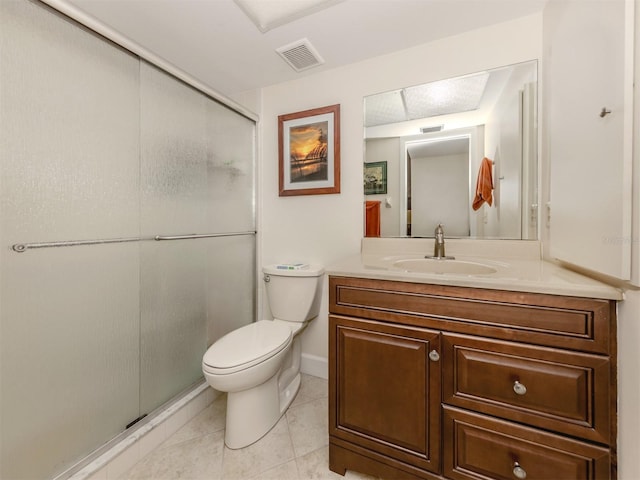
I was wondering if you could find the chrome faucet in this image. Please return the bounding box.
[426,224,454,260]
[434,224,446,258]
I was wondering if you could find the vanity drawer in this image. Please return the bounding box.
[442,333,611,444]
[329,276,613,354]
[443,406,611,480]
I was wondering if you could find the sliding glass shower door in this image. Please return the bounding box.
[0,2,256,479]
[1,2,142,478]
[138,62,256,414]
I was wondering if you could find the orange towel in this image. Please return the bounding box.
[472,157,493,211]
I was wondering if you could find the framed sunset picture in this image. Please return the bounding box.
[278,104,340,196]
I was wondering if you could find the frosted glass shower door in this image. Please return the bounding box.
[0,2,141,479]
[1,3,257,478]
[139,63,256,414]
[204,92,257,343]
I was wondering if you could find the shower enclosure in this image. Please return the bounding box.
[0,1,256,479]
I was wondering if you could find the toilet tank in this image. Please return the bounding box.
[262,265,324,322]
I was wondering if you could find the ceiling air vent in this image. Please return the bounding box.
[421,125,444,134]
[276,38,324,72]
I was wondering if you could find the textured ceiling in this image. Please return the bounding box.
[61,0,546,97]
[365,72,490,127]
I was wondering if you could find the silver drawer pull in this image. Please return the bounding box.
[513,461,527,479]
[428,350,440,362]
[513,380,527,395]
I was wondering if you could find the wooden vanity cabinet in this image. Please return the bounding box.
[328,276,617,480]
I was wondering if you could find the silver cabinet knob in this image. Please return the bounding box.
[513,380,527,395]
[513,461,527,479]
[428,350,440,361]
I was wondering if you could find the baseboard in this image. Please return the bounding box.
[300,353,328,379]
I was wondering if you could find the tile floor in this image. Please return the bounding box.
[120,374,378,480]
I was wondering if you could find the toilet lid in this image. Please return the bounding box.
[203,320,292,371]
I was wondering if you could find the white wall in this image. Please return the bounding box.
[618,2,640,477]
[253,13,543,365]
[483,64,537,238]
[411,152,469,237]
[365,138,401,237]
[617,289,640,480]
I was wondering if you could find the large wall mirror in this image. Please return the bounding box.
[364,60,538,240]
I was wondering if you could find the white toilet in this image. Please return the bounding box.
[202,264,324,449]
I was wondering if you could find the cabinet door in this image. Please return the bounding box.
[546,0,633,280]
[329,315,441,473]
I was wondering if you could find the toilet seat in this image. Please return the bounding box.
[203,320,292,375]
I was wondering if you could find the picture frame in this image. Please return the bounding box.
[278,104,340,196]
[364,161,387,195]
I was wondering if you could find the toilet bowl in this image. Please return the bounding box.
[202,264,324,449]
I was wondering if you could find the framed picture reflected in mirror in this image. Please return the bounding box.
[364,161,387,195]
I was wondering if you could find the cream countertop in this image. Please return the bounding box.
[326,238,623,301]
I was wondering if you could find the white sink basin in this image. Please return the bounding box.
[392,258,497,275]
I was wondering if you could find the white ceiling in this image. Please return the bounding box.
[62,0,546,97]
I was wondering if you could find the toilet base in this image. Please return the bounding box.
[279,372,300,414]
[224,371,302,449]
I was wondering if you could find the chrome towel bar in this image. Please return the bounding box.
[11,231,256,253]
[154,232,255,241]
